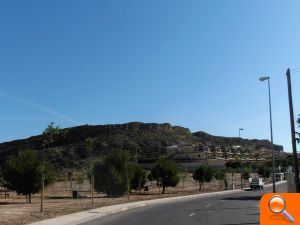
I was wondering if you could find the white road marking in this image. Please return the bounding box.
[189,213,195,217]
[205,204,212,208]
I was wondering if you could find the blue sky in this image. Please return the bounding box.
[1,1,300,151]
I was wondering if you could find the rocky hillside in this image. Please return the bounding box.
[0,122,283,171]
[193,131,284,152]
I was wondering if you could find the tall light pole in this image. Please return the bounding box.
[239,128,244,189]
[286,68,300,192]
[259,76,276,193]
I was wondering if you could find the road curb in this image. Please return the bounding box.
[29,181,287,225]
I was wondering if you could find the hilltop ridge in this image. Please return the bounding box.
[0,122,284,171]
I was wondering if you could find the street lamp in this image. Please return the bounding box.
[259,76,276,193]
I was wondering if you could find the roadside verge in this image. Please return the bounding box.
[29,181,286,225]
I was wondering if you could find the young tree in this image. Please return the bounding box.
[93,149,128,197]
[41,122,66,212]
[128,164,147,191]
[151,158,180,194]
[75,172,85,190]
[214,169,226,190]
[193,164,214,191]
[2,149,54,203]
[67,171,73,197]
[84,138,96,204]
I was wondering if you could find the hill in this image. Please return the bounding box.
[0,122,284,171]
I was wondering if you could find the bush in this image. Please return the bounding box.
[93,149,128,197]
[129,164,147,191]
[2,149,54,203]
[193,164,214,191]
[214,169,226,190]
[151,158,180,194]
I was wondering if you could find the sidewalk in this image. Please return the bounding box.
[29,181,286,225]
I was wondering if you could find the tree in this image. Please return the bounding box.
[67,171,73,197]
[151,158,180,194]
[147,173,154,185]
[214,169,226,190]
[42,122,67,146]
[41,122,66,211]
[193,165,214,191]
[257,164,271,178]
[84,138,96,204]
[75,172,85,190]
[225,160,240,169]
[93,149,128,197]
[128,164,146,191]
[242,167,251,181]
[2,149,54,203]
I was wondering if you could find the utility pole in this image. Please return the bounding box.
[286,68,300,192]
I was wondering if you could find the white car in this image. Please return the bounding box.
[249,177,264,190]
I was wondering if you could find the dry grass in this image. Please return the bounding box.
[0,173,266,225]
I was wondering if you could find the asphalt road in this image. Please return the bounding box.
[81,183,286,225]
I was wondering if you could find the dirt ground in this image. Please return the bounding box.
[0,173,264,225]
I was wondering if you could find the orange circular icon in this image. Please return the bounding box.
[269,195,286,213]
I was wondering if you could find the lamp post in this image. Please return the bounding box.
[259,76,276,193]
[239,128,244,189]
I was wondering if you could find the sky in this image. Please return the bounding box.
[1,1,300,152]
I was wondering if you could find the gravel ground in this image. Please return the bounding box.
[0,173,264,225]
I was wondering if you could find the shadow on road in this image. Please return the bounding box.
[222,223,259,225]
[124,206,259,216]
[222,196,261,201]
[0,201,21,205]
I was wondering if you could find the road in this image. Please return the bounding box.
[81,182,286,225]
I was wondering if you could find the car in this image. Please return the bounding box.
[249,177,264,190]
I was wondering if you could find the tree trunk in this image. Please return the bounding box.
[91,174,94,206]
[70,176,72,198]
[199,182,203,191]
[162,185,166,194]
[29,194,32,204]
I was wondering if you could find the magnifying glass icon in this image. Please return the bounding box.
[268,195,295,223]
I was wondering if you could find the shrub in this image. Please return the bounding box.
[151,158,180,194]
[193,164,214,191]
[93,149,128,197]
[2,149,54,203]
